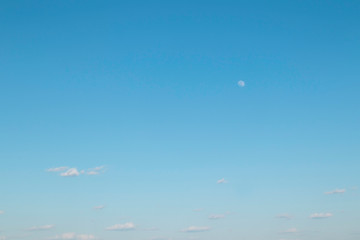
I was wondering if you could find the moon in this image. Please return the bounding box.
[237,80,245,87]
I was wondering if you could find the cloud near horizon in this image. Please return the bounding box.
[310,213,333,219]
[181,226,210,233]
[279,228,298,234]
[325,189,346,195]
[106,222,135,231]
[50,233,96,240]
[27,224,54,231]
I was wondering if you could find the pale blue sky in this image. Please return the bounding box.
[0,1,359,240]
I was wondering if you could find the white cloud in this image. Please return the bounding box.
[181,226,210,233]
[325,189,346,195]
[76,234,96,240]
[0,236,6,240]
[50,233,96,240]
[106,222,135,231]
[48,166,105,177]
[93,166,104,171]
[279,228,298,234]
[276,214,293,220]
[27,224,55,231]
[46,167,69,172]
[208,214,225,220]
[85,166,106,175]
[309,213,333,219]
[60,168,80,177]
[93,205,105,210]
[0,211,4,214]
[217,178,227,184]
[237,80,245,87]
[50,233,76,239]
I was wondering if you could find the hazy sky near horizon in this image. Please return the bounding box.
[0,1,359,240]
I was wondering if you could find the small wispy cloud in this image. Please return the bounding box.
[50,233,76,240]
[60,168,80,177]
[93,205,105,210]
[47,166,106,177]
[325,189,346,195]
[27,225,54,231]
[181,226,210,233]
[279,228,298,234]
[106,222,135,231]
[86,166,106,175]
[208,214,225,220]
[237,80,245,87]
[93,166,104,171]
[309,213,333,219]
[46,167,69,172]
[217,178,227,184]
[0,211,4,215]
[76,234,97,240]
[0,236,6,240]
[49,233,96,240]
[276,214,293,220]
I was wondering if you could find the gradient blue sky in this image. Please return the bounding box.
[0,1,359,240]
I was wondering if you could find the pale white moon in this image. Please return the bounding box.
[237,80,245,87]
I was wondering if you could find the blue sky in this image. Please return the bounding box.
[0,1,359,240]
